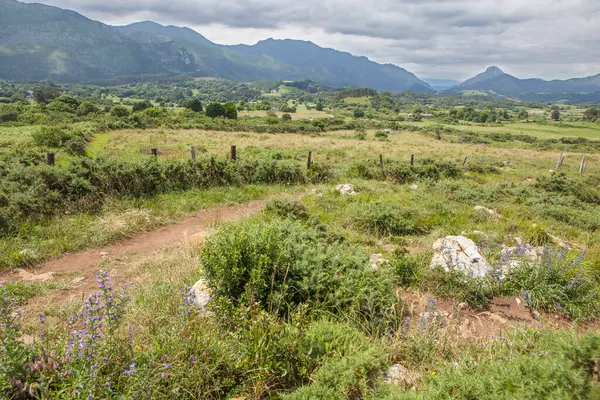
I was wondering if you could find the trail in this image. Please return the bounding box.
[0,199,271,299]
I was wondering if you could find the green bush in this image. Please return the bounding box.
[266,199,308,220]
[390,248,425,287]
[200,220,398,331]
[502,247,599,320]
[375,130,389,139]
[351,202,427,237]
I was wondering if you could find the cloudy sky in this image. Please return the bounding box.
[27,0,600,80]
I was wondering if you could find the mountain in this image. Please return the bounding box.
[454,66,600,97]
[230,39,432,92]
[0,0,433,91]
[0,0,195,81]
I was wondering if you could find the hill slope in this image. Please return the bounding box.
[0,0,195,81]
[0,0,433,91]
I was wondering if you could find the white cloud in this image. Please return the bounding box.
[24,0,600,80]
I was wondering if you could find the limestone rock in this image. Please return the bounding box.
[408,184,419,190]
[370,254,390,270]
[430,236,491,278]
[189,279,212,312]
[474,205,496,216]
[335,184,357,196]
[383,364,418,388]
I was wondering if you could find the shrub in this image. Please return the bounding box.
[502,246,599,320]
[132,100,152,112]
[200,220,397,330]
[375,130,389,139]
[109,104,130,118]
[282,113,292,121]
[351,202,427,237]
[390,248,425,287]
[266,199,308,220]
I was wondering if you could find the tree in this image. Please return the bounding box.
[132,100,152,112]
[315,102,324,111]
[33,86,60,104]
[551,110,561,121]
[78,102,99,116]
[583,108,599,121]
[185,98,203,112]
[110,104,130,118]
[517,110,529,120]
[205,103,226,118]
[281,113,292,121]
[223,102,238,119]
[353,108,365,118]
[10,93,26,103]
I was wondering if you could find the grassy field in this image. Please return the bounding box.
[3,102,600,398]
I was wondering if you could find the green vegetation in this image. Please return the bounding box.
[1,77,600,399]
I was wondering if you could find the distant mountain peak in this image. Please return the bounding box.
[486,66,504,74]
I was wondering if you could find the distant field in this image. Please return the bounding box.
[239,108,332,120]
[342,96,371,105]
[408,120,600,140]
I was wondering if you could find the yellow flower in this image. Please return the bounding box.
[431,371,437,376]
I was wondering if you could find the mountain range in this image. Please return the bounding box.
[2,0,600,98]
[0,0,432,92]
[451,66,600,98]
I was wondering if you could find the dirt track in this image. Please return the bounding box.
[0,200,269,299]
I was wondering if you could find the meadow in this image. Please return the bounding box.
[1,83,600,399]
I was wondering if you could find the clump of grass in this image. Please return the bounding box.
[351,202,428,237]
[420,267,496,311]
[503,246,599,320]
[266,199,308,220]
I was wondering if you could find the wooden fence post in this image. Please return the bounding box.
[151,148,158,157]
[579,156,586,174]
[410,154,415,167]
[556,152,564,169]
[230,145,237,161]
[307,151,312,169]
[47,153,55,166]
[190,146,197,160]
[379,154,384,169]
[462,156,468,167]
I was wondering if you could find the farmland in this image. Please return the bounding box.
[1,79,600,399]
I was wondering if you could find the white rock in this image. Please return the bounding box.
[501,243,544,271]
[189,279,212,312]
[430,236,491,278]
[335,184,357,196]
[408,184,419,190]
[474,205,496,216]
[370,254,390,270]
[383,364,418,388]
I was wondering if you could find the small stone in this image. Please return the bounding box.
[383,364,418,388]
[190,279,212,312]
[16,269,55,282]
[408,184,419,190]
[370,254,390,270]
[515,297,522,306]
[474,205,496,216]
[335,184,357,196]
[531,310,541,320]
[457,302,468,310]
[100,252,109,257]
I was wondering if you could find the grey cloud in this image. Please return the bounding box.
[25,0,600,79]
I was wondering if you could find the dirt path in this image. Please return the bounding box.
[0,199,271,299]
